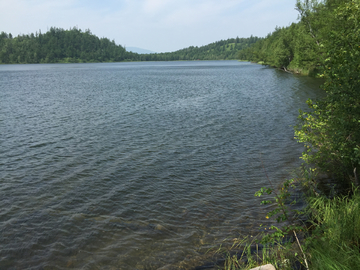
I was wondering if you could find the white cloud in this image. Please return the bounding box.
[142,0,172,15]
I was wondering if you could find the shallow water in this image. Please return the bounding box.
[0,61,324,269]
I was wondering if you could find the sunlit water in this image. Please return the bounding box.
[0,61,324,269]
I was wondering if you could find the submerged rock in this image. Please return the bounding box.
[154,224,165,230]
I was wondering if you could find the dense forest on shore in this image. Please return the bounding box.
[0,27,260,64]
[0,27,139,64]
[237,0,358,76]
[139,36,261,61]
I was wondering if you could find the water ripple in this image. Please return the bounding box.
[0,61,324,269]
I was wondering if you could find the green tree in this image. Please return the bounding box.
[296,0,360,185]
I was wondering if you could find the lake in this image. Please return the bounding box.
[0,61,324,269]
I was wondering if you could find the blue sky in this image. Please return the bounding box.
[0,0,299,53]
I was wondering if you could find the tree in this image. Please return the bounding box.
[295,0,360,185]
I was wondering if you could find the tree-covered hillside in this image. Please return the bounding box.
[0,27,138,64]
[138,36,261,61]
[0,28,260,64]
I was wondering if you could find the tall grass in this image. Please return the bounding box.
[305,190,360,269]
[219,189,360,270]
[217,235,304,270]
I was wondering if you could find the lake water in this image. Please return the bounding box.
[0,61,324,269]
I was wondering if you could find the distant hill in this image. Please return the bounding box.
[126,47,156,54]
[137,36,262,61]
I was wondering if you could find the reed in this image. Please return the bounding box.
[305,190,360,270]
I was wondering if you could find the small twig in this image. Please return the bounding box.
[293,229,309,270]
[354,167,358,186]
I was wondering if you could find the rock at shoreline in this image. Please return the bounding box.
[250,264,276,270]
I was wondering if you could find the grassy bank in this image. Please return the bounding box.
[215,178,360,270]
[304,190,360,269]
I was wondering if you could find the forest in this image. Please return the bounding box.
[237,0,358,76]
[138,36,261,61]
[0,27,139,64]
[0,27,260,64]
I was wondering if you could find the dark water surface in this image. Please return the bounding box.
[0,61,324,269]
